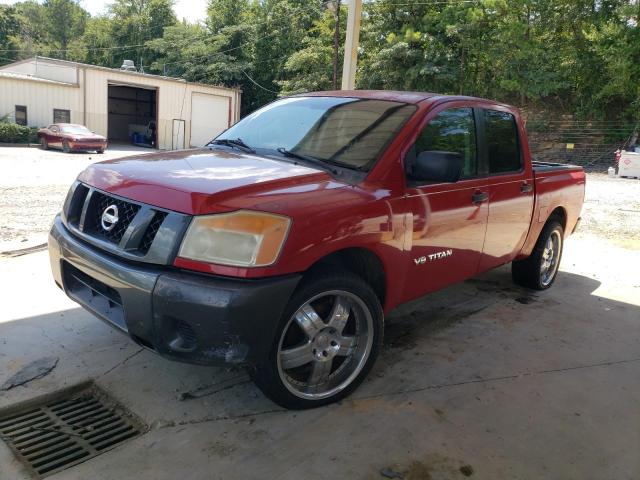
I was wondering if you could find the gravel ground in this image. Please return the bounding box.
[575,173,640,249]
[0,145,152,250]
[0,148,638,251]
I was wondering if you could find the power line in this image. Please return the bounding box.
[0,27,211,54]
[172,0,337,115]
[0,0,333,55]
[365,0,479,6]
[242,70,279,94]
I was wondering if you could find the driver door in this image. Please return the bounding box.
[49,125,62,148]
[403,105,489,301]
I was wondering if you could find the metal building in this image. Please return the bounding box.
[0,57,241,150]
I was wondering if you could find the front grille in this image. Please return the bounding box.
[63,262,126,331]
[61,182,188,263]
[0,384,145,478]
[139,211,167,254]
[86,191,140,244]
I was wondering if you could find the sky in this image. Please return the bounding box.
[0,0,209,23]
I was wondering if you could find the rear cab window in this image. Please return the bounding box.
[483,109,521,174]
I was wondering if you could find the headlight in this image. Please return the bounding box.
[178,210,291,267]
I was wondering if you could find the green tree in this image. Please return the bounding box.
[109,0,177,71]
[278,3,343,96]
[82,16,119,67]
[42,0,87,59]
[0,6,20,64]
[244,0,325,110]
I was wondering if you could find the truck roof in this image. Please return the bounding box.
[299,90,510,107]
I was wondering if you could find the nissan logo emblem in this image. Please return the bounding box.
[101,205,119,231]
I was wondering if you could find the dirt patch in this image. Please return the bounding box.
[379,454,474,479]
[0,145,149,250]
[575,173,640,249]
[0,185,68,246]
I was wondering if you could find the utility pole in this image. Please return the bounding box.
[341,0,362,90]
[332,0,341,90]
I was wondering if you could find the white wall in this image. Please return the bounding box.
[0,58,241,149]
[84,68,239,150]
[1,59,78,84]
[0,77,81,127]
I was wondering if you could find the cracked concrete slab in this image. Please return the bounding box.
[1,356,58,390]
[0,233,639,479]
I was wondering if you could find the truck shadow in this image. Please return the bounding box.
[367,264,640,395]
[0,264,638,424]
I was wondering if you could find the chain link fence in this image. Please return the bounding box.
[525,118,636,171]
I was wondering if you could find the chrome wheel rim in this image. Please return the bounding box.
[540,230,562,286]
[277,290,374,400]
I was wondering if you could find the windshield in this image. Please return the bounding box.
[214,96,417,171]
[61,125,91,134]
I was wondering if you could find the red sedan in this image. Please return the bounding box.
[38,123,107,153]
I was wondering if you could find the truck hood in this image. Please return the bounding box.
[77,148,335,215]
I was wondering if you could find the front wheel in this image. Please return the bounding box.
[252,270,383,409]
[40,138,48,150]
[512,220,564,290]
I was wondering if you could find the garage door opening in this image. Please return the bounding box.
[108,83,157,148]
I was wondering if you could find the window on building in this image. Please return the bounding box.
[484,109,521,174]
[411,107,478,179]
[15,106,27,126]
[53,109,71,123]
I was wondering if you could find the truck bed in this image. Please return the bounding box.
[515,161,586,259]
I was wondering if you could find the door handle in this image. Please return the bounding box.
[520,182,533,193]
[472,191,489,204]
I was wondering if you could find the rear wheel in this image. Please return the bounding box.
[62,140,71,153]
[252,270,383,409]
[40,138,48,150]
[512,220,564,290]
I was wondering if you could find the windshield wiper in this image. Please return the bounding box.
[209,138,255,154]
[276,148,340,174]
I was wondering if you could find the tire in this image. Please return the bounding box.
[62,140,71,153]
[512,220,564,290]
[40,138,48,150]
[252,269,384,409]
[96,149,104,154]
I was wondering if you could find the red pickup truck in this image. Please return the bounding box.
[49,91,585,409]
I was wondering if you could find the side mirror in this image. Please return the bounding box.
[407,150,463,183]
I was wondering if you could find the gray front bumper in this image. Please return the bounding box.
[49,215,301,366]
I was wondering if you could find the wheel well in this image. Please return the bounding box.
[309,248,386,306]
[548,207,567,230]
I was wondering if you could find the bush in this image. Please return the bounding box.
[0,122,33,143]
[28,127,39,143]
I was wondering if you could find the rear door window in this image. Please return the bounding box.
[484,110,521,174]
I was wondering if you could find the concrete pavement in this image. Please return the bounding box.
[0,234,639,479]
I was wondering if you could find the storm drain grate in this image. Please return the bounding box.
[0,383,145,478]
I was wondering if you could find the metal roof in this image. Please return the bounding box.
[0,70,77,86]
[0,56,242,93]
